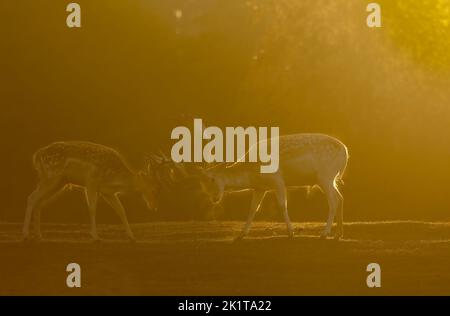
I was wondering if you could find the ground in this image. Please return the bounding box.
[1,221,450,295]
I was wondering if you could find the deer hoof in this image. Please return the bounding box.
[334,232,343,241]
[233,235,244,243]
[23,235,41,243]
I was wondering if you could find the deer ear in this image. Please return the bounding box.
[137,170,146,178]
[146,156,160,176]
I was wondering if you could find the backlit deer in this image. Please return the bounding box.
[195,133,349,241]
[23,141,171,241]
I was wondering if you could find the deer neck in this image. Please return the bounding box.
[108,171,140,192]
[219,169,252,190]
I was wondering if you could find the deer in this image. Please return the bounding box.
[23,141,173,242]
[191,133,349,241]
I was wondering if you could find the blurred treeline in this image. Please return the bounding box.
[1,0,450,224]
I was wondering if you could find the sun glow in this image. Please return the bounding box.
[380,0,450,70]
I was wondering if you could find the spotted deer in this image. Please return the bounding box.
[24,141,171,241]
[194,133,349,241]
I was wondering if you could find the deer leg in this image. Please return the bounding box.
[102,194,135,241]
[32,186,68,240]
[275,186,294,238]
[320,180,341,239]
[32,208,42,240]
[23,178,62,240]
[334,184,344,240]
[84,185,99,241]
[23,191,38,240]
[235,190,266,242]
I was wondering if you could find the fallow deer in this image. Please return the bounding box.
[23,141,171,241]
[194,133,349,241]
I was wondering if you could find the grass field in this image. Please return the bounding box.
[1,221,450,295]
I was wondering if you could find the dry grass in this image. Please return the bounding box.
[1,221,450,295]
